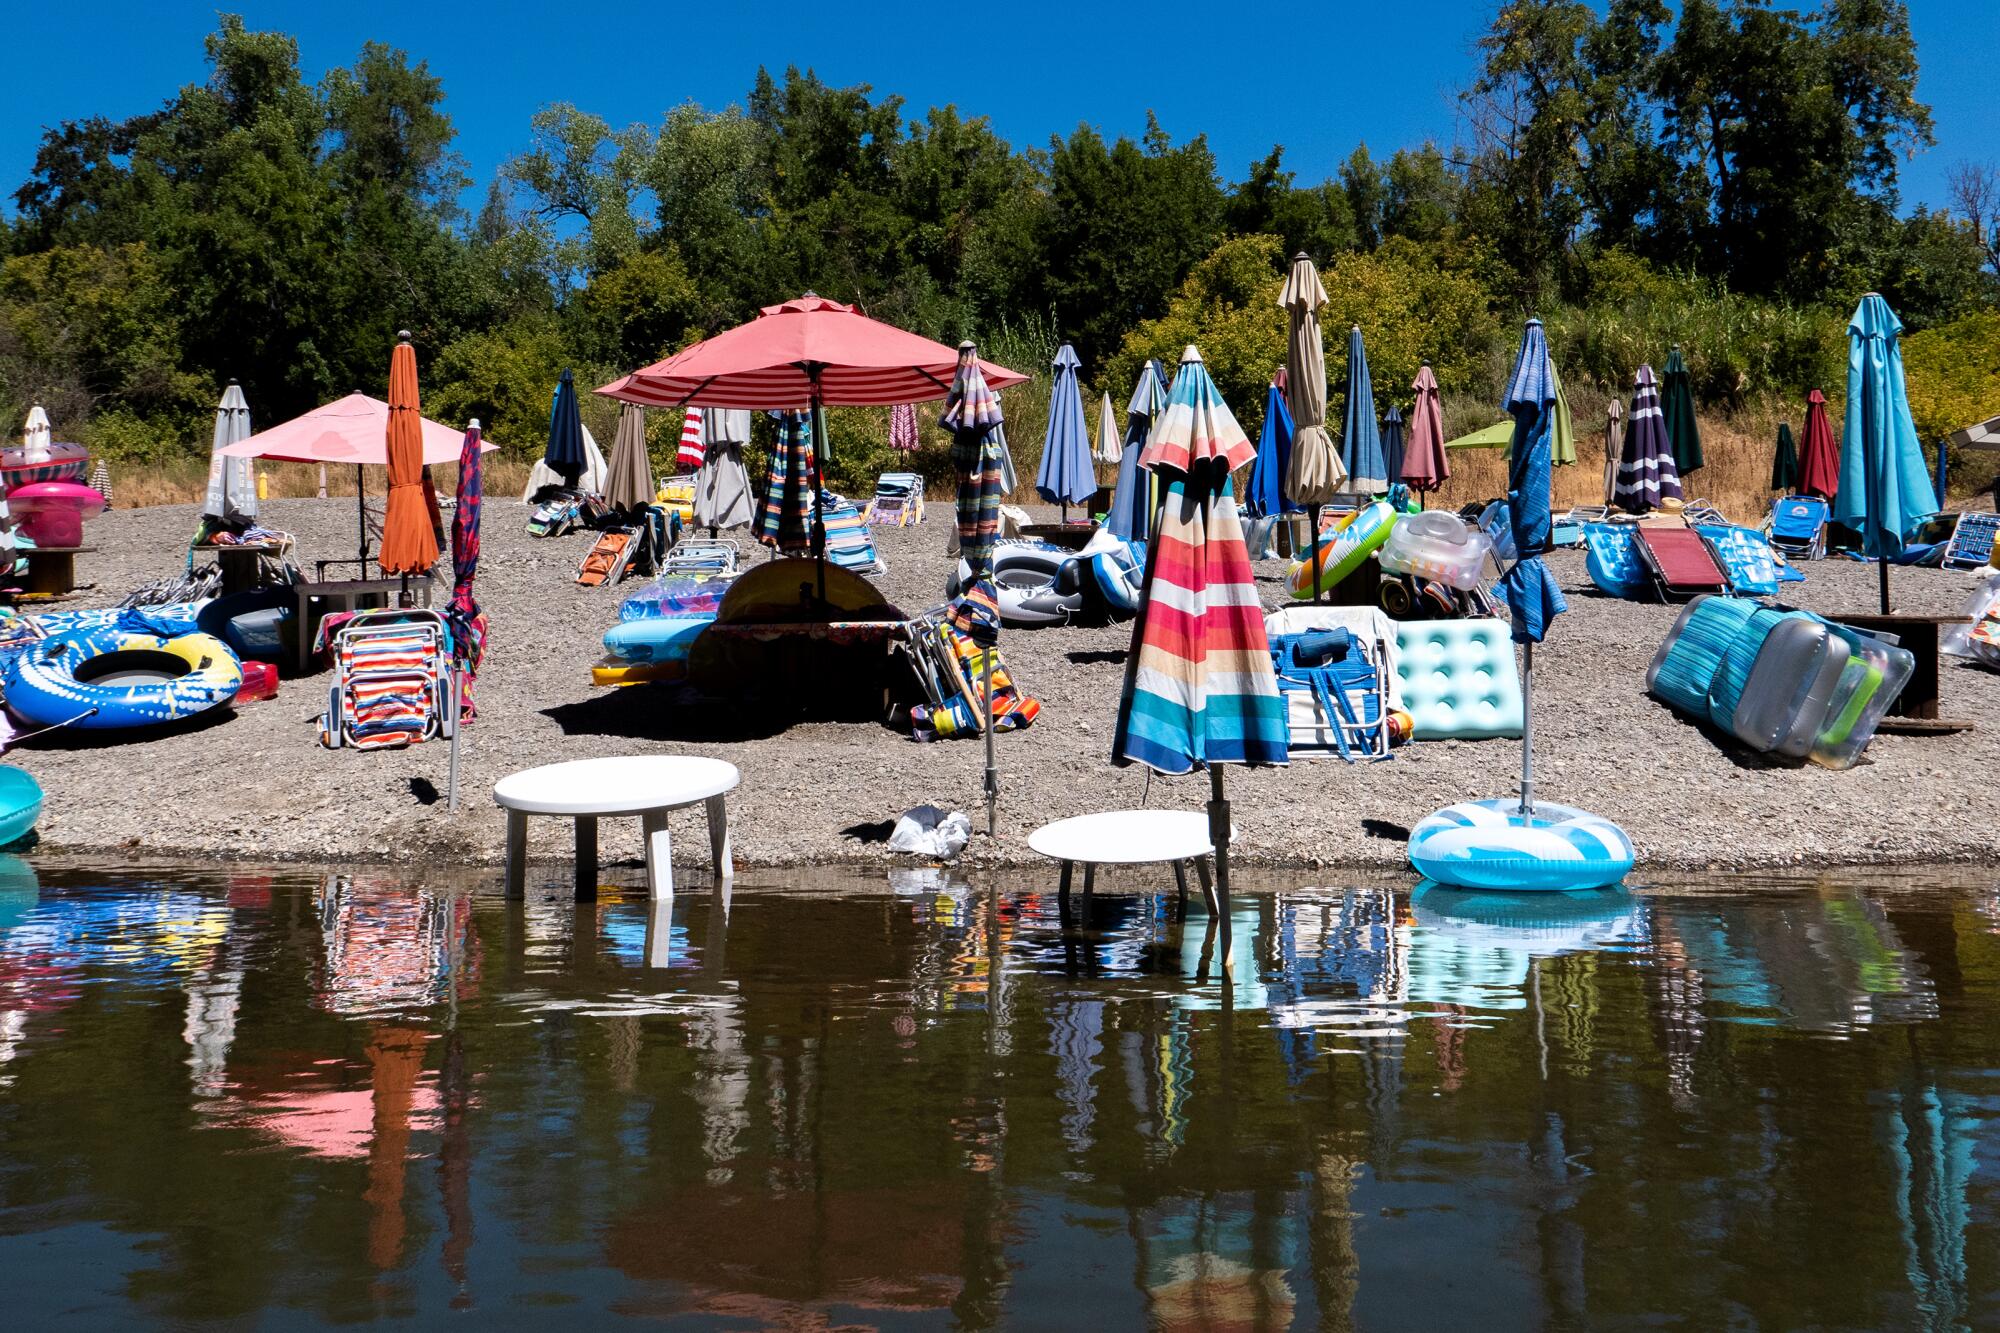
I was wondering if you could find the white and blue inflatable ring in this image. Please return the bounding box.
[5,630,242,731]
[1408,799,1634,892]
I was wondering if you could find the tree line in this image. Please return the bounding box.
[1,3,1993,483]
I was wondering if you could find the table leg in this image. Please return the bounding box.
[1209,855,1231,970]
[706,794,734,883]
[642,810,675,902]
[504,810,528,899]
[1171,860,1191,919]
[1192,857,1217,915]
[643,888,674,969]
[1057,860,1074,924]
[573,816,598,901]
[1081,863,1096,904]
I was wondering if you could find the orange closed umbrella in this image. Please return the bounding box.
[377,331,439,577]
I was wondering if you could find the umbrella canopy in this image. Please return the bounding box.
[446,420,487,727]
[1113,346,1288,775]
[378,334,440,576]
[756,411,815,554]
[1402,364,1449,492]
[1661,346,1704,476]
[1797,389,1840,500]
[889,401,920,453]
[1613,366,1683,513]
[1381,405,1406,487]
[605,404,655,512]
[1771,422,1800,493]
[1093,391,1122,464]
[614,295,1026,408]
[693,410,754,530]
[219,393,492,465]
[1835,292,1938,562]
[1106,359,1167,541]
[944,347,1008,641]
[676,407,705,471]
[1550,362,1577,466]
[544,369,588,488]
[1499,321,1568,645]
[19,404,51,462]
[202,381,257,525]
[1602,398,1625,506]
[1246,377,1295,517]
[1338,325,1386,493]
[1447,420,1515,450]
[1281,256,1345,504]
[1949,414,2000,452]
[1036,343,1096,509]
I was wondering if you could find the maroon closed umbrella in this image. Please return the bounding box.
[1796,388,1839,501]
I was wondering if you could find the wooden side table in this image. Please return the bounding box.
[294,578,431,673]
[1833,611,1975,734]
[18,545,93,596]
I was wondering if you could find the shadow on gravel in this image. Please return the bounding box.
[16,705,235,749]
[1068,649,1127,666]
[540,689,797,742]
[840,820,896,844]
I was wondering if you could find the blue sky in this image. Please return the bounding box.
[4,1,1996,217]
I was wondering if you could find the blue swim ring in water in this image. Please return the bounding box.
[1408,799,1634,892]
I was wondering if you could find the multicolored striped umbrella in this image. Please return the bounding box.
[447,420,486,730]
[944,346,1006,644]
[889,401,920,454]
[1114,345,1287,775]
[756,411,816,555]
[1613,365,1682,513]
[1114,346,1286,957]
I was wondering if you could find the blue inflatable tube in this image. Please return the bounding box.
[1407,799,1634,892]
[5,628,243,731]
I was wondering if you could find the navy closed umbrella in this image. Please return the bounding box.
[1381,405,1405,492]
[1246,375,1295,518]
[544,368,587,489]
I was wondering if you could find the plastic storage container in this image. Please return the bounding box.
[1379,509,1495,589]
[233,660,280,704]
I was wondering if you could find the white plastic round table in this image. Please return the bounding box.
[494,756,739,899]
[1028,810,1222,916]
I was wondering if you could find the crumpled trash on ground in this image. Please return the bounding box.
[888,805,971,859]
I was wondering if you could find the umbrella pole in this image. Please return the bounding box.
[808,375,829,604]
[1310,504,1326,605]
[447,665,461,813]
[356,465,369,573]
[1865,375,1891,614]
[1518,642,1536,816]
[982,648,998,837]
[1205,766,1233,971]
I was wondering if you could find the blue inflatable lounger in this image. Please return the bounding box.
[1394,620,1525,740]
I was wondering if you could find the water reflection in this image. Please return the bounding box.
[0,864,1995,1328]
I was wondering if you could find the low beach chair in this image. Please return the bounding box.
[866,472,925,527]
[318,608,456,751]
[1267,628,1390,761]
[1767,495,1830,562]
[1942,512,2000,570]
[821,495,885,575]
[1634,526,1731,601]
[661,538,739,576]
[576,530,633,586]
[1681,498,1726,528]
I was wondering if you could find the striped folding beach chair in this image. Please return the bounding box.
[319,609,456,750]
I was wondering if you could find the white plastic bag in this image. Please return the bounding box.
[1942,571,2000,666]
[887,805,972,859]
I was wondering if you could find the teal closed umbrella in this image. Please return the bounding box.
[1661,346,1703,477]
[1835,293,1938,612]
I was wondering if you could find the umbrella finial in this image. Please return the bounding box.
[468,418,481,431]
[397,329,412,344]
[958,339,977,352]
[226,377,239,386]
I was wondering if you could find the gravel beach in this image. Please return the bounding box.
[10,496,1997,875]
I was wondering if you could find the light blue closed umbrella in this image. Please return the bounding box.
[1106,359,1167,541]
[1035,343,1097,520]
[1835,292,1938,612]
[1340,325,1386,494]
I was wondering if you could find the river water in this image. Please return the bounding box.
[0,858,1994,1329]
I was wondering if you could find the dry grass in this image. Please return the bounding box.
[101,456,536,510]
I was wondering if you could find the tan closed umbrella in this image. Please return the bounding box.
[1279,252,1345,600]
[605,403,654,513]
[1603,398,1624,506]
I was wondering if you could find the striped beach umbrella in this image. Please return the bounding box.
[1035,343,1097,518]
[1113,346,1287,952]
[889,401,920,454]
[1661,346,1704,477]
[756,411,815,555]
[942,344,1009,835]
[1613,366,1682,513]
[1797,389,1839,501]
[1339,325,1386,494]
[676,407,705,471]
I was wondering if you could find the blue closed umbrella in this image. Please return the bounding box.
[1340,325,1386,494]
[1106,359,1167,541]
[1036,343,1097,518]
[1381,404,1405,493]
[1246,376,1295,517]
[1835,292,1938,612]
[544,368,587,488]
[1500,321,1568,649]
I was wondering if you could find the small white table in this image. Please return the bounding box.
[494,756,739,901]
[1028,810,1222,923]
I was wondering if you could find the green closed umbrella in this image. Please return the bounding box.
[1661,346,1704,476]
[1771,422,1800,493]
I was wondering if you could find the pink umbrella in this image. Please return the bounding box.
[220,392,497,571]
[1401,362,1449,503]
